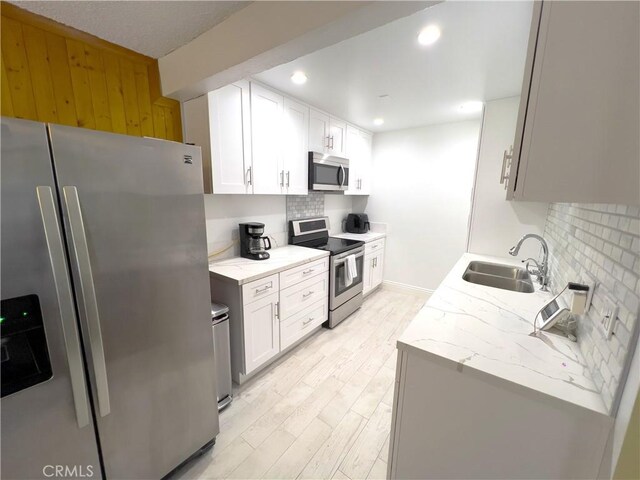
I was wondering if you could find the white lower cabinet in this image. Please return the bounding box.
[363,238,385,296]
[243,292,280,375]
[280,299,327,351]
[210,256,329,383]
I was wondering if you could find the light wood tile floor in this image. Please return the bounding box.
[175,288,428,480]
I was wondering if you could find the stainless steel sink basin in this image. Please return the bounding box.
[466,261,531,281]
[462,261,535,293]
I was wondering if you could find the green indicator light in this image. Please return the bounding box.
[0,316,4,323]
[22,312,28,317]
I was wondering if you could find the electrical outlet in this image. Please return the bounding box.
[581,272,597,313]
[600,295,618,340]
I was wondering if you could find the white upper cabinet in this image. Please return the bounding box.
[345,124,373,196]
[506,1,640,204]
[328,118,347,157]
[250,83,284,195]
[185,79,371,196]
[358,130,373,195]
[309,109,330,153]
[346,125,361,195]
[282,98,309,195]
[183,80,251,194]
[309,109,347,157]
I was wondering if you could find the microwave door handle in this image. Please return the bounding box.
[339,165,345,188]
[36,186,91,429]
[63,186,111,418]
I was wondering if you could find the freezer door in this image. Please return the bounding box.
[1,118,101,479]
[48,125,219,479]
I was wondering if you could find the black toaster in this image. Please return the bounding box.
[345,213,370,234]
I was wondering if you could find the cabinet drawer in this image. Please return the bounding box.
[242,273,279,305]
[280,299,327,350]
[280,257,329,290]
[280,272,328,320]
[365,238,385,256]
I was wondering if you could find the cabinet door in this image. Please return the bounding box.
[282,98,309,195]
[208,82,252,194]
[363,254,374,295]
[358,130,373,195]
[371,250,384,290]
[250,83,284,194]
[329,118,347,157]
[508,1,639,203]
[309,109,330,153]
[345,125,361,195]
[243,292,280,374]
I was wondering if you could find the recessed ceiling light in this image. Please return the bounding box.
[373,118,385,126]
[418,25,441,46]
[459,101,484,113]
[290,71,307,85]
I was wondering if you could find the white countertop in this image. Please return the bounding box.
[398,253,608,416]
[209,246,329,285]
[333,232,386,243]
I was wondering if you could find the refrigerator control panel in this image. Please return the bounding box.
[1,295,53,397]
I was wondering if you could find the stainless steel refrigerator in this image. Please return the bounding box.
[1,117,219,479]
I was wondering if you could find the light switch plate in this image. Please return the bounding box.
[600,295,618,340]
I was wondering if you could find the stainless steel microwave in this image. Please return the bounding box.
[308,152,349,191]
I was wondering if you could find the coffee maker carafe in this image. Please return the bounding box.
[239,223,271,260]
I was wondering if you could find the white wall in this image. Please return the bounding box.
[467,97,548,259]
[325,194,354,235]
[203,195,287,259]
[354,120,481,291]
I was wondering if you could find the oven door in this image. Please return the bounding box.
[310,153,349,191]
[330,247,364,309]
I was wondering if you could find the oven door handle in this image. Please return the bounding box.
[333,251,364,266]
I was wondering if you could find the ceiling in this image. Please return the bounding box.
[255,1,533,132]
[10,1,251,58]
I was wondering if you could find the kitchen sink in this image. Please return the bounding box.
[462,261,535,293]
[466,261,531,281]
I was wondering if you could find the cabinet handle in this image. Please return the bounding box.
[303,291,314,299]
[330,136,335,149]
[303,317,314,326]
[275,301,280,320]
[325,135,331,149]
[286,171,290,188]
[255,283,272,294]
[500,146,513,187]
[302,268,314,275]
[247,166,253,186]
[280,170,284,187]
[358,179,362,190]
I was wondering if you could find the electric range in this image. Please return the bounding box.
[289,217,365,328]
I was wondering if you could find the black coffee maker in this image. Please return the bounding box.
[239,223,272,260]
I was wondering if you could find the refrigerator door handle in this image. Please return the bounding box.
[36,186,92,428]
[63,186,111,417]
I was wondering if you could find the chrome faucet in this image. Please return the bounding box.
[509,234,549,291]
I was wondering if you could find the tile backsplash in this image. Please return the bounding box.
[286,192,325,222]
[545,203,640,413]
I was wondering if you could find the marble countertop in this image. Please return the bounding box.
[333,232,386,243]
[398,253,608,416]
[209,246,329,285]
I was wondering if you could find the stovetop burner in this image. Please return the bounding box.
[289,217,364,256]
[298,236,364,256]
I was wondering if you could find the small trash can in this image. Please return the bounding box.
[211,302,232,411]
